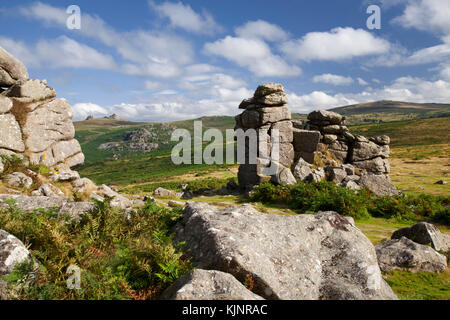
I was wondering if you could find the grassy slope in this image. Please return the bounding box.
[330,100,450,124]
[349,118,449,195]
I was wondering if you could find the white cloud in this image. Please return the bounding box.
[440,64,450,80]
[357,77,369,85]
[0,36,117,70]
[405,43,450,65]
[37,36,117,69]
[288,76,450,114]
[394,0,450,36]
[204,36,301,77]
[155,90,178,95]
[151,1,222,35]
[19,2,194,78]
[145,81,165,91]
[288,91,358,113]
[281,27,391,61]
[313,74,354,86]
[19,1,67,25]
[72,103,109,120]
[235,20,289,42]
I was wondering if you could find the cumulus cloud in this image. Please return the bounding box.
[357,78,369,85]
[75,86,252,122]
[440,64,450,80]
[0,36,117,70]
[19,2,194,78]
[72,102,109,120]
[204,36,301,77]
[72,71,252,122]
[151,1,222,35]
[394,0,450,36]
[281,27,391,61]
[235,20,289,42]
[288,76,450,114]
[288,91,357,113]
[313,74,354,86]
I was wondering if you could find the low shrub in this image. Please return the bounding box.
[251,181,370,219]
[251,181,449,224]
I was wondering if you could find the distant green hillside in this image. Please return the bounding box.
[74,100,450,164]
[168,115,236,133]
[77,117,449,188]
[329,100,450,124]
[349,117,450,147]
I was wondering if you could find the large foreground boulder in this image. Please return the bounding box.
[392,222,450,252]
[173,202,398,300]
[161,269,264,300]
[376,237,447,273]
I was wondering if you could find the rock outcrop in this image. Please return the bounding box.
[0,46,84,169]
[376,237,447,273]
[162,269,264,300]
[235,83,398,196]
[392,222,450,252]
[235,83,294,188]
[173,202,398,300]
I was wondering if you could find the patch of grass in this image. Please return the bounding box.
[385,270,450,300]
[251,181,372,219]
[121,177,232,195]
[350,117,450,147]
[389,145,449,196]
[0,200,191,300]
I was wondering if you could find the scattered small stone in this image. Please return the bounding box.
[5,172,33,189]
[168,200,185,208]
[153,187,175,197]
[376,237,447,273]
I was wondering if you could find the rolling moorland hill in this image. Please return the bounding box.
[75,116,449,195]
[329,100,450,124]
[74,100,450,165]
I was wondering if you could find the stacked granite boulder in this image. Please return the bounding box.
[235,84,398,196]
[235,83,295,188]
[0,46,84,169]
[292,109,398,196]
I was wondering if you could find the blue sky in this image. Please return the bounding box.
[1,0,450,121]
